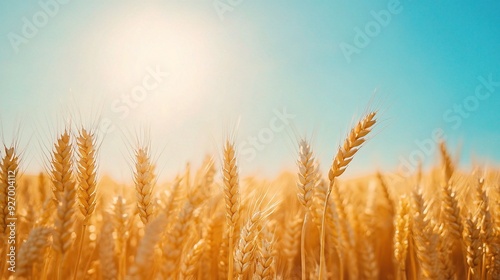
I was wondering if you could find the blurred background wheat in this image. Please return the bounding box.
[0,110,499,280]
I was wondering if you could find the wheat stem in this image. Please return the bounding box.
[319,112,377,280]
[72,224,87,280]
[300,212,309,280]
[222,140,240,280]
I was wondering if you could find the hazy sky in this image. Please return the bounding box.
[1,0,499,181]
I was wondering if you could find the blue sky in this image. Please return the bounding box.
[0,0,499,180]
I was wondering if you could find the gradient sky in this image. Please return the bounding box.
[1,0,499,181]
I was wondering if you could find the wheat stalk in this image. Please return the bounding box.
[50,131,74,199]
[99,214,117,280]
[439,141,455,184]
[76,128,98,223]
[394,195,411,275]
[134,147,156,225]
[38,172,48,208]
[52,184,76,255]
[296,139,318,280]
[218,232,229,279]
[164,176,183,217]
[234,211,262,278]
[180,239,206,280]
[297,139,317,209]
[476,178,494,279]
[1,146,19,234]
[49,131,77,280]
[53,184,76,278]
[441,183,463,241]
[73,128,99,280]
[283,211,303,276]
[127,213,167,279]
[254,237,275,280]
[412,190,438,279]
[313,179,343,276]
[360,237,378,280]
[437,223,455,279]
[112,195,130,280]
[464,215,481,279]
[376,172,395,215]
[319,111,377,279]
[162,201,194,277]
[222,140,240,280]
[17,227,52,278]
[36,198,56,228]
[328,112,377,181]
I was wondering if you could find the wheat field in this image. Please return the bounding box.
[0,111,499,280]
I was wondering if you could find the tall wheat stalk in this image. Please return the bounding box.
[112,195,130,280]
[1,146,19,233]
[319,111,377,279]
[296,139,317,280]
[234,210,262,279]
[222,140,240,280]
[17,227,52,278]
[394,195,411,279]
[74,128,99,280]
[50,131,76,280]
[0,146,19,276]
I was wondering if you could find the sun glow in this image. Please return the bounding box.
[86,7,218,125]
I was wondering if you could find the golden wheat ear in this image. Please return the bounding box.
[234,210,262,278]
[48,130,77,280]
[50,130,74,199]
[222,139,241,280]
[111,195,130,280]
[128,214,167,279]
[376,172,395,215]
[1,146,19,235]
[180,239,206,280]
[53,184,76,257]
[223,140,240,229]
[295,138,319,280]
[393,195,410,273]
[161,201,195,277]
[76,128,99,224]
[72,127,100,280]
[254,236,275,280]
[37,172,48,208]
[296,139,317,209]
[438,141,455,184]
[412,190,438,279]
[282,211,303,276]
[17,227,53,278]
[99,214,117,280]
[328,111,377,183]
[464,215,481,278]
[134,147,156,226]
